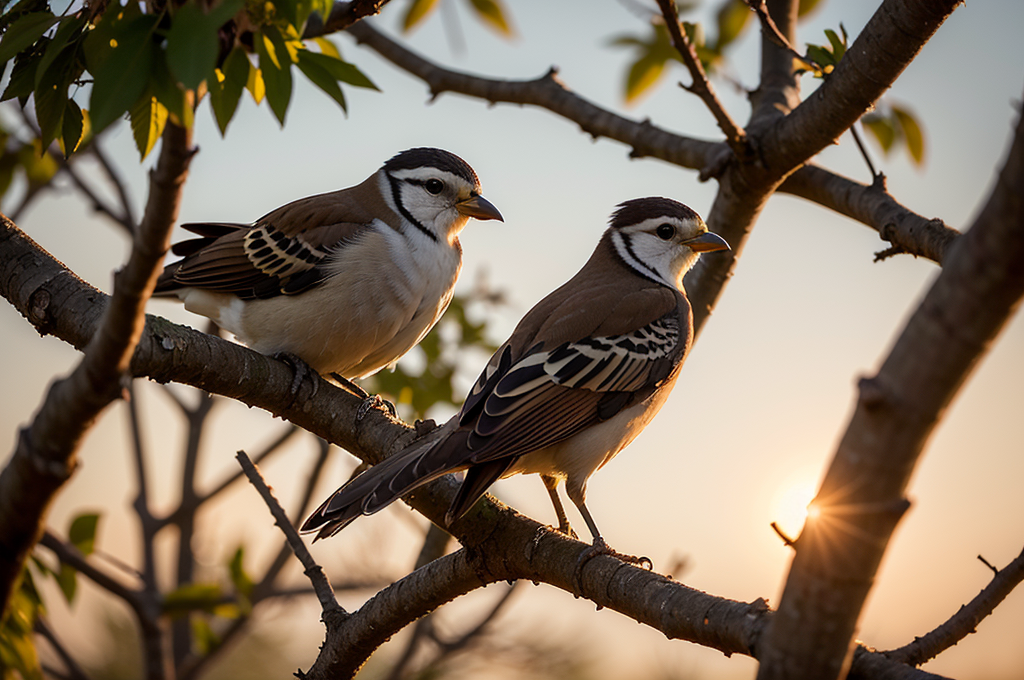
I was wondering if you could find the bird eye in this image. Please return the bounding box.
[425,179,445,195]
[656,223,675,240]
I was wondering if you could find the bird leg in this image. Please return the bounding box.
[568,488,652,594]
[541,475,577,539]
[327,372,398,420]
[273,351,319,398]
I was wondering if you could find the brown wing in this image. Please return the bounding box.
[155,176,393,300]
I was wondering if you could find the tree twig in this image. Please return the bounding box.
[654,0,747,150]
[235,450,345,620]
[883,545,1024,667]
[35,614,92,680]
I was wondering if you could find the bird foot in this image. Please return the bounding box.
[572,537,652,595]
[273,352,319,399]
[552,521,578,541]
[356,394,397,421]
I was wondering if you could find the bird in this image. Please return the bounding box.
[154,147,503,394]
[301,196,729,569]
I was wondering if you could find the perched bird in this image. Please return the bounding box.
[301,197,729,565]
[154,147,503,387]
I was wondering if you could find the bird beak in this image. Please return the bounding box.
[683,231,730,253]
[457,194,504,222]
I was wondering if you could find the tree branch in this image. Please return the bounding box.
[0,123,193,637]
[748,0,801,131]
[757,95,1024,680]
[339,20,721,174]
[759,0,961,177]
[236,451,344,620]
[778,165,959,264]
[0,215,949,680]
[883,544,1024,667]
[654,0,747,150]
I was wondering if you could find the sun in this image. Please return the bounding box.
[771,477,820,539]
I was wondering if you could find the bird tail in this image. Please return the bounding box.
[300,423,467,541]
[153,222,248,297]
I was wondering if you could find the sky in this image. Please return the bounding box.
[1,0,1023,678]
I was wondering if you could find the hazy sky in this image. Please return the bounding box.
[2,1,1022,678]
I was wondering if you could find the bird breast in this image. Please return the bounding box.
[231,221,462,378]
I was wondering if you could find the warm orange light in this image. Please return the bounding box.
[771,478,819,537]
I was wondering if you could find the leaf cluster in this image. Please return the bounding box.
[400,0,514,37]
[0,512,99,680]
[862,103,925,167]
[0,0,378,161]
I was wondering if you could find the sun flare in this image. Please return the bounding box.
[771,478,820,538]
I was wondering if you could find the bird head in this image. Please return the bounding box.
[381,148,503,246]
[607,196,729,290]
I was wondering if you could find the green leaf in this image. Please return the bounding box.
[60,98,86,156]
[0,11,58,66]
[227,546,254,599]
[713,0,750,52]
[208,46,249,134]
[129,93,168,159]
[166,1,220,90]
[624,54,665,103]
[295,49,346,112]
[862,112,897,153]
[206,0,244,29]
[805,43,835,68]
[192,617,221,656]
[0,568,44,680]
[55,562,78,604]
[68,512,99,555]
[151,50,191,128]
[295,50,377,89]
[34,16,84,89]
[33,42,75,150]
[82,0,143,74]
[88,14,159,134]
[797,0,824,17]
[2,51,40,102]
[18,139,57,184]
[824,28,845,62]
[256,28,292,125]
[162,582,224,617]
[465,0,513,36]
[402,0,438,32]
[892,105,925,166]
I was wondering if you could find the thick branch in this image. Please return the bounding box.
[884,545,1024,667]
[0,218,938,680]
[757,99,1024,680]
[0,123,193,635]
[748,0,801,131]
[779,165,960,264]
[760,0,961,177]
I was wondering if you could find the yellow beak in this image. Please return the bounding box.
[456,194,504,222]
[683,231,730,253]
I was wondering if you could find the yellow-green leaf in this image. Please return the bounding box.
[246,65,265,104]
[88,14,159,134]
[402,0,439,32]
[129,94,168,159]
[862,113,896,153]
[798,0,824,18]
[625,54,665,103]
[60,98,85,156]
[714,0,750,51]
[163,582,224,617]
[465,0,513,36]
[313,36,340,59]
[892,105,925,166]
[295,49,346,112]
[209,46,249,134]
[256,28,292,125]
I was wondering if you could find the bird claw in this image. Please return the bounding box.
[356,394,397,421]
[273,352,318,399]
[554,521,578,541]
[572,537,653,595]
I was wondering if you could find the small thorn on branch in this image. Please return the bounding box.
[978,554,1000,576]
[771,522,797,548]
